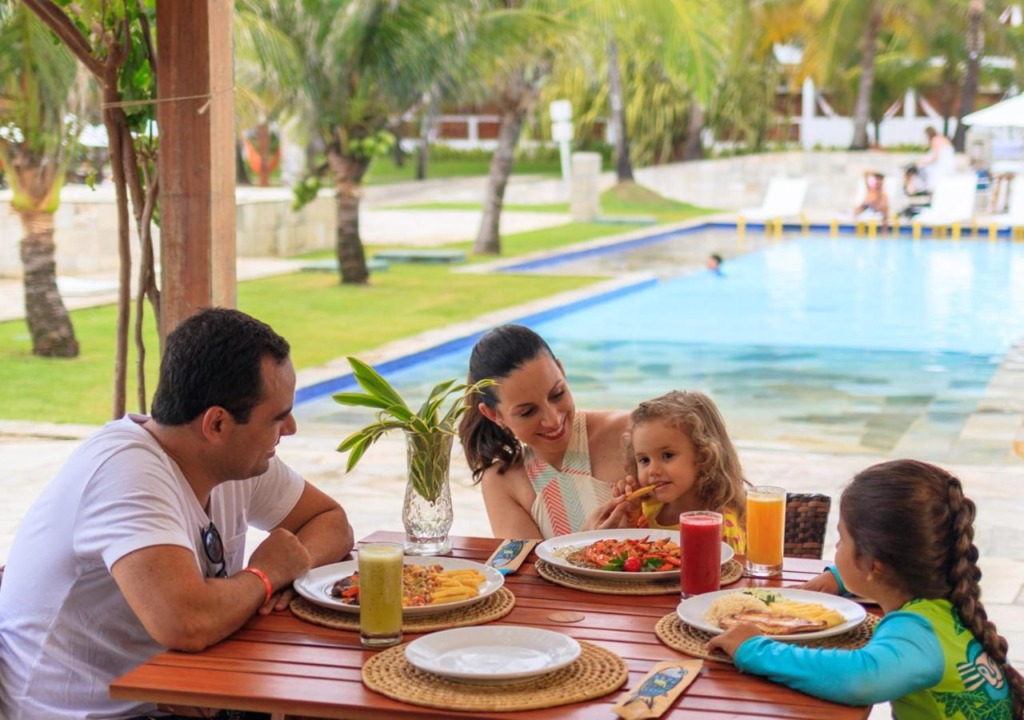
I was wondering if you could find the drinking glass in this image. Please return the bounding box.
[679,511,722,598]
[1014,422,1024,459]
[746,486,786,578]
[358,541,404,648]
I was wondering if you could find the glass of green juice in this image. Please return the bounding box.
[358,542,404,648]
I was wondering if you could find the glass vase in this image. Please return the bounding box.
[402,430,454,555]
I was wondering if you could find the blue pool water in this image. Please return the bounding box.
[297,234,1024,460]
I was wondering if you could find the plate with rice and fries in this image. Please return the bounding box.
[677,588,867,641]
[293,557,505,617]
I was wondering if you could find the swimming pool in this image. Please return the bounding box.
[296,231,1024,462]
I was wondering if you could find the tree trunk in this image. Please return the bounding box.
[17,209,79,358]
[391,123,405,169]
[683,100,704,161]
[607,37,634,182]
[103,97,132,419]
[417,90,439,182]
[474,105,526,255]
[328,148,371,284]
[236,139,251,185]
[850,1,881,150]
[954,0,984,152]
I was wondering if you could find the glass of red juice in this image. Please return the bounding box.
[679,511,722,598]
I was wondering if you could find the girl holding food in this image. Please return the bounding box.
[708,459,1023,719]
[622,390,749,553]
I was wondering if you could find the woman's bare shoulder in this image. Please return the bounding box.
[480,461,531,498]
[584,410,631,440]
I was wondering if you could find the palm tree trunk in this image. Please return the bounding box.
[607,37,634,182]
[850,1,881,150]
[683,100,704,161]
[954,0,984,152]
[474,105,526,255]
[17,209,78,358]
[328,148,371,285]
[417,89,439,181]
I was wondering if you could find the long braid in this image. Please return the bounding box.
[944,476,1024,717]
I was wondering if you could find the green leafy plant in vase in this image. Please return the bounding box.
[333,357,494,556]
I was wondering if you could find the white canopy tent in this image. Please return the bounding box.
[962,94,1024,173]
[961,94,1024,128]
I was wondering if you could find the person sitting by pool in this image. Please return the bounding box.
[459,324,636,539]
[707,459,1023,719]
[853,172,890,230]
[623,390,748,553]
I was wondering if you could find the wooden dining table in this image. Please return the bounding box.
[110,531,874,719]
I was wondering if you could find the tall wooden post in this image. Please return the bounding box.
[156,0,236,338]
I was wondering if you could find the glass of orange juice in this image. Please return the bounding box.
[358,542,404,648]
[1015,422,1024,458]
[745,486,786,578]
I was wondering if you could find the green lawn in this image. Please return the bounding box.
[2,183,714,425]
[364,153,563,185]
[377,182,714,224]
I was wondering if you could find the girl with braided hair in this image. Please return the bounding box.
[709,459,1022,719]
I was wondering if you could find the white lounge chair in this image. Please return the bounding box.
[738,177,809,236]
[977,176,1024,240]
[912,174,978,239]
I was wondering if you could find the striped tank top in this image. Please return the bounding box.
[525,412,612,538]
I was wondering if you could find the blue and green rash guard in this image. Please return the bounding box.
[733,582,1013,719]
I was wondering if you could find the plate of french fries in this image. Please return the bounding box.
[293,557,505,617]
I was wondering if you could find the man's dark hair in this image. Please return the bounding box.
[151,308,290,425]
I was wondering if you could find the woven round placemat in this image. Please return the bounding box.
[655,612,880,663]
[362,639,628,712]
[289,587,515,633]
[535,558,743,595]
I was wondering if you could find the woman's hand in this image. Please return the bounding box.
[792,570,839,594]
[706,623,763,658]
[612,474,640,499]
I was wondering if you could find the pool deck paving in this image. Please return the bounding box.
[2,173,1022,709]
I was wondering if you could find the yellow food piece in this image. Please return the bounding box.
[769,600,845,628]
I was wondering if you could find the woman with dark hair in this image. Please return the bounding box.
[709,459,1022,718]
[458,324,635,538]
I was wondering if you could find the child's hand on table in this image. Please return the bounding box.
[706,623,764,658]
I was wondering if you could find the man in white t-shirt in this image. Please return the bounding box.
[0,308,354,719]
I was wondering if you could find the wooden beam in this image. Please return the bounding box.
[156,0,236,338]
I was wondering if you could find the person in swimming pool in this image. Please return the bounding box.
[706,253,724,275]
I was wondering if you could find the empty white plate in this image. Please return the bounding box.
[404,626,581,683]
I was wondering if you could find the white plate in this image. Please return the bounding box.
[292,557,504,617]
[676,588,867,641]
[404,626,581,683]
[535,528,734,582]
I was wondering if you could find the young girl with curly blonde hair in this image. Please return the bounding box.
[623,390,749,553]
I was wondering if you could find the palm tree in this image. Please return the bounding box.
[253,0,453,284]
[0,3,81,357]
[470,1,566,256]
